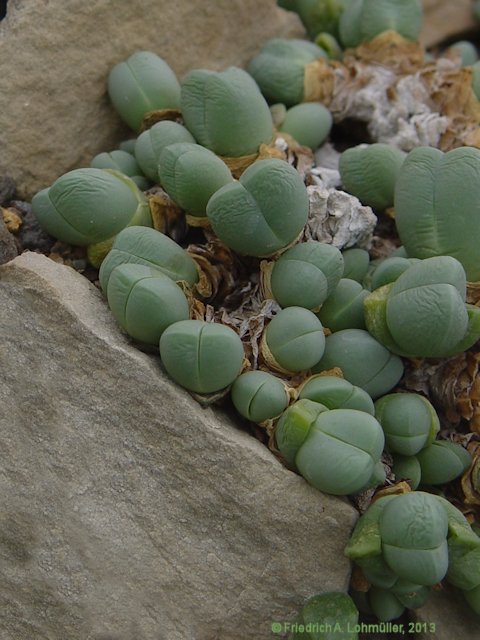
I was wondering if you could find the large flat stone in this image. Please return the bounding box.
[0,0,303,199]
[0,251,356,640]
[421,0,477,48]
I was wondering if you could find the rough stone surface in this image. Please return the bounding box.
[414,583,480,640]
[0,0,303,199]
[0,251,356,640]
[421,0,477,48]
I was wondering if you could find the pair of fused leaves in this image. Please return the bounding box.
[31,168,153,266]
[277,0,422,48]
[275,398,385,495]
[231,373,374,425]
[108,51,274,158]
[346,492,480,616]
[364,256,480,359]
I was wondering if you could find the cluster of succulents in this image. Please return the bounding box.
[30,0,480,628]
[346,491,480,621]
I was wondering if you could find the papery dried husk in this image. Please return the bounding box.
[350,565,371,593]
[1,206,22,233]
[176,280,208,321]
[461,440,480,507]
[146,186,187,242]
[372,481,412,502]
[401,349,480,434]
[419,63,480,150]
[301,30,480,152]
[185,214,211,229]
[220,150,261,179]
[259,330,297,376]
[302,183,377,249]
[219,133,313,180]
[212,290,281,370]
[304,57,338,104]
[139,108,183,132]
[344,31,425,76]
[259,259,275,301]
[427,351,480,433]
[186,232,251,306]
[467,281,480,306]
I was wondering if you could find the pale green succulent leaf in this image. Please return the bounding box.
[181,66,273,156]
[107,263,189,344]
[107,51,181,132]
[317,278,368,332]
[265,307,326,372]
[158,142,233,215]
[159,320,244,394]
[298,374,375,414]
[98,226,199,292]
[134,120,195,181]
[230,371,290,423]
[395,146,480,281]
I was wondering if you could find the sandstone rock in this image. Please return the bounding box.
[0,214,18,264]
[0,251,356,640]
[0,1,303,199]
[421,0,477,48]
[414,583,480,640]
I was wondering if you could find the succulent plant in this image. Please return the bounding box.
[341,247,370,283]
[119,139,137,154]
[106,263,190,344]
[247,38,327,106]
[180,66,274,157]
[391,453,421,489]
[277,0,353,41]
[314,32,344,60]
[364,256,480,358]
[268,241,344,310]
[444,40,478,66]
[134,120,196,182]
[31,168,152,253]
[415,441,472,486]
[277,102,333,150]
[230,370,290,423]
[433,495,480,614]
[206,159,309,257]
[316,278,368,332]
[298,374,375,414]
[312,328,404,399]
[367,256,419,291]
[374,393,440,456]
[339,143,406,211]
[367,586,406,622]
[275,399,385,494]
[159,319,244,394]
[287,591,359,640]
[263,307,326,373]
[90,149,150,190]
[338,0,423,49]
[346,491,450,587]
[98,226,199,293]
[472,60,480,100]
[394,146,480,281]
[107,51,181,132]
[158,143,233,218]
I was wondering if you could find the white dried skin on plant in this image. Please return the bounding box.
[329,62,449,150]
[303,183,377,249]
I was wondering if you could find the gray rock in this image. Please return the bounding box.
[414,583,480,640]
[0,252,357,640]
[0,214,18,264]
[0,0,303,199]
